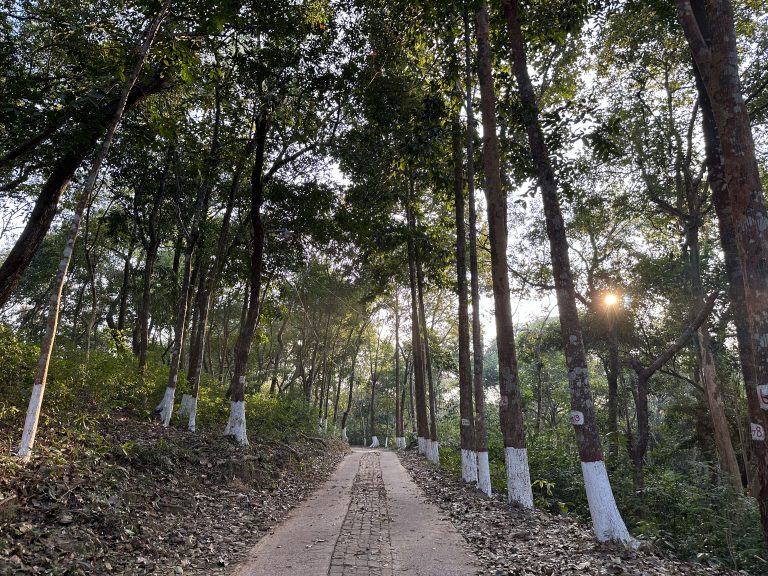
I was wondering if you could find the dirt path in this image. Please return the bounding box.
[231,448,479,576]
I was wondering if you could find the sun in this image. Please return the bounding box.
[604,293,619,306]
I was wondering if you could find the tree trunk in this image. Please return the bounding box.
[476,0,532,508]
[269,316,289,396]
[16,4,170,460]
[606,313,620,464]
[464,1,490,496]
[224,110,268,445]
[394,293,404,448]
[415,239,439,464]
[453,116,476,482]
[680,0,768,541]
[340,323,366,441]
[699,328,743,491]
[406,191,430,456]
[369,375,378,447]
[500,0,632,538]
[156,106,217,426]
[135,147,170,372]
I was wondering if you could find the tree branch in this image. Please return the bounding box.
[676,0,711,65]
[632,291,718,378]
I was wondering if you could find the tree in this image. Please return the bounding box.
[17,2,170,460]
[499,0,632,541]
[677,0,768,542]
[475,0,533,508]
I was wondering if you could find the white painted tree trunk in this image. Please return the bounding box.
[461,449,478,482]
[223,400,248,445]
[504,447,534,508]
[417,436,425,454]
[155,386,176,427]
[396,436,405,449]
[369,435,380,448]
[384,436,388,448]
[342,427,348,442]
[477,451,492,496]
[323,418,328,432]
[581,460,637,545]
[177,393,197,432]
[430,440,440,464]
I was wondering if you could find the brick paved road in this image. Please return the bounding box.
[231,449,477,576]
[329,452,394,576]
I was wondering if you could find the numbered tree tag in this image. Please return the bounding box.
[570,411,584,426]
[751,423,765,441]
[461,418,470,426]
[758,384,768,410]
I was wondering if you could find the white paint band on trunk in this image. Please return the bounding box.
[417,436,425,455]
[504,447,534,508]
[580,460,636,545]
[177,393,194,417]
[186,396,197,432]
[461,449,478,482]
[369,435,380,448]
[156,386,176,427]
[425,439,433,461]
[17,383,45,460]
[223,400,248,445]
[341,427,348,441]
[477,451,492,496]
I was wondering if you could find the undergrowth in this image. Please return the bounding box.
[437,424,767,575]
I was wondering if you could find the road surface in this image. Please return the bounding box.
[232,448,479,576]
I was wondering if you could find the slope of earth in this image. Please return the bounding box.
[398,450,740,576]
[0,416,348,575]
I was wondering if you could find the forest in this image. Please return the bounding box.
[1,0,768,574]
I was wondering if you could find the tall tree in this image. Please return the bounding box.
[463,0,491,496]
[499,0,632,541]
[677,0,768,542]
[16,2,170,459]
[453,115,477,482]
[475,0,533,507]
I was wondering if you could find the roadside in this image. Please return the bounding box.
[0,416,347,575]
[398,449,737,576]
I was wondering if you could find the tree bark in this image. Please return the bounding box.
[394,294,403,447]
[135,146,170,372]
[341,322,367,441]
[406,188,430,456]
[476,0,532,507]
[453,116,476,481]
[464,1,490,496]
[156,101,218,427]
[500,0,631,538]
[415,235,439,463]
[224,110,268,445]
[680,0,768,540]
